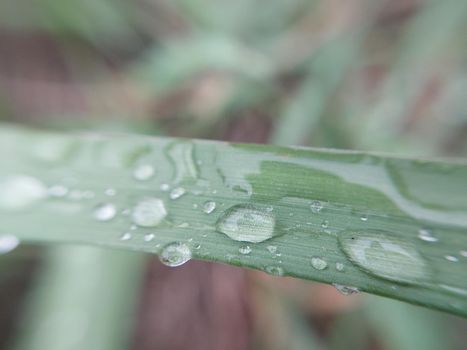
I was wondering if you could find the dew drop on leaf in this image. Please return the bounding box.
[93,203,117,222]
[216,204,275,243]
[170,187,186,200]
[239,245,252,255]
[133,164,155,181]
[418,228,438,242]
[335,262,345,271]
[144,233,155,242]
[203,201,217,214]
[120,232,132,241]
[338,230,430,284]
[159,242,192,267]
[310,200,323,213]
[332,284,360,296]
[311,257,328,270]
[132,198,167,227]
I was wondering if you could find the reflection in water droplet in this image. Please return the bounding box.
[0,176,47,210]
[310,200,323,213]
[445,255,459,262]
[48,185,69,197]
[159,242,192,267]
[265,266,284,276]
[120,232,132,241]
[335,262,345,271]
[418,228,438,242]
[203,201,217,214]
[144,233,155,242]
[311,257,328,270]
[132,198,167,227]
[93,203,117,221]
[170,187,186,200]
[338,230,430,284]
[133,164,155,181]
[332,284,360,296]
[0,235,20,254]
[216,204,275,243]
[239,245,252,255]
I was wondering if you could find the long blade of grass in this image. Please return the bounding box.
[0,123,466,317]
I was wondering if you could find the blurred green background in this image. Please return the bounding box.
[0,0,467,349]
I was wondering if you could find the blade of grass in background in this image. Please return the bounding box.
[0,124,466,317]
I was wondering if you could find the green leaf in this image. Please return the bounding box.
[0,123,466,317]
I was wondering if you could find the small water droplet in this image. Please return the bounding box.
[239,245,252,255]
[144,233,155,242]
[265,266,284,276]
[48,185,69,197]
[216,204,275,243]
[0,176,47,210]
[335,262,345,271]
[203,201,217,214]
[418,228,438,242]
[159,242,192,267]
[461,250,467,257]
[130,224,137,231]
[170,187,186,200]
[445,255,459,262]
[321,220,329,228]
[193,243,201,250]
[105,188,116,196]
[360,215,368,222]
[160,184,170,191]
[311,257,328,270]
[120,232,132,241]
[332,284,360,296]
[338,230,430,284]
[133,164,155,181]
[267,245,278,254]
[0,234,20,254]
[93,203,117,221]
[132,198,167,227]
[310,200,323,213]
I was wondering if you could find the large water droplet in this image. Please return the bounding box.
[93,203,117,221]
[311,257,328,270]
[0,176,47,210]
[203,201,217,214]
[132,198,167,227]
[418,228,438,242]
[0,234,20,254]
[310,200,323,213]
[216,204,275,243]
[332,284,360,296]
[159,242,192,267]
[338,230,430,284]
[133,164,155,181]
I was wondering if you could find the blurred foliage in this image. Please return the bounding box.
[0,0,467,349]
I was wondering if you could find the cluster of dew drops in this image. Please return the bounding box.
[1,161,467,299]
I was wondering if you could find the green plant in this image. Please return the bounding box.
[1,123,466,318]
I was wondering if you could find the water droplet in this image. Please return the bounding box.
[267,245,278,254]
[160,184,170,191]
[445,255,458,262]
[310,200,323,213]
[170,187,186,200]
[216,204,275,243]
[159,242,192,267]
[311,257,328,270]
[132,198,167,227]
[105,188,116,196]
[335,262,345,271]
[203,201,217,214]
[93,203,117,221]
[332,284,360,296]
[338,230,430,284]
[0,234,20,254]
[321,220,329,228]
[418,228,438,242]
[193,243,201,250]
[120,232,132,241]
[360,215,368,222]
[0,176,47,210]
[48,185,68,197]
[144,233,155,242]
[265,266,284,276]
[133,164,155,181]
[461,250,467,257]
[166,141,198,184]
[239,245,252,255]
